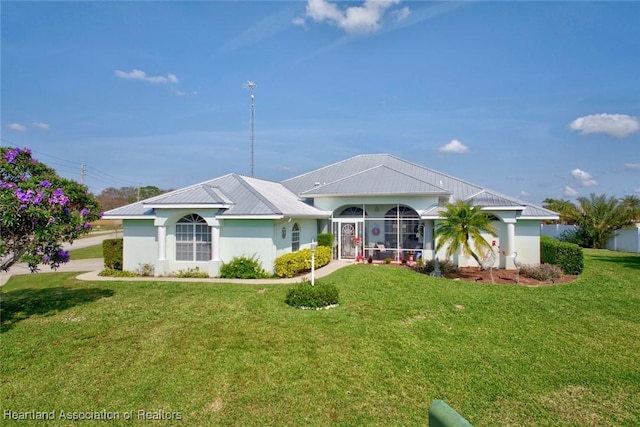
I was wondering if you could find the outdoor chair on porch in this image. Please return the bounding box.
[375,243,392,260]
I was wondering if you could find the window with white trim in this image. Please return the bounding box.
[176,214,212,261]
[292,223,300,252]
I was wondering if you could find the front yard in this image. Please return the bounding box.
[1,249,639,426]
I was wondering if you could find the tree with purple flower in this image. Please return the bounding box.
[1,147,101,272]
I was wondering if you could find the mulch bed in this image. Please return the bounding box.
[442,266,578,286]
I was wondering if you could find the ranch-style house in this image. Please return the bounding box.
[103,154,558,277]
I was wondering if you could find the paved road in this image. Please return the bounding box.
[1,232,116,286]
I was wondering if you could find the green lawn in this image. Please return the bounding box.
[1,250,639,426]
[68,243,103,260]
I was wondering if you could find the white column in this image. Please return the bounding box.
[426,220,434,250]
[506,221,516,269]
[157,225,167,260]
[212,225,220,261]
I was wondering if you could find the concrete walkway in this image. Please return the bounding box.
[2,257,353,286]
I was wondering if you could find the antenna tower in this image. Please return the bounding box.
[244,81,256,177]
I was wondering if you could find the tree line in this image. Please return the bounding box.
[543,194,640,249]
[95,186,172,211]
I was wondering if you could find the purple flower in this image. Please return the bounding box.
[84,222,91,229]
[40,180,51,188]
[49,188,70,206]
[3,148,20,163]
[19,204,27,211]
[81,208,89,216]
[43,255,50,263]
[47,217,56,224]
[57,250,70,263]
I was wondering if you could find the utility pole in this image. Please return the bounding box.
[243,81,256,177]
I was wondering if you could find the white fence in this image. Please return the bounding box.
[606,226,640,253]
[540,224,578,239]
[541,223,640,253]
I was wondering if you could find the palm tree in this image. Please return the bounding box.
[574,193,635,248]
[434,200,498,268]
[621,195,640,222]
[542,198,579,224]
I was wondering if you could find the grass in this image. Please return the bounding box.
[1,249,639,426]
[68,243,103,260]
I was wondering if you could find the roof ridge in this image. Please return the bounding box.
[233,174,283,215]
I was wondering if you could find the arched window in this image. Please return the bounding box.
[176,214,211,261]
[292,223,300,252]
[338,206,366,217]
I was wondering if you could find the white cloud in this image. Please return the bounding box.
[624,162,640,169]
[114,69,179,84]
[569,113,640,138]
[636,187,640,194]
[438,139,469,154]
[33,122,50,131]
[392,6,410,22]
[6,123,27,132]
[571,168,598,187]
[304,0,406,34]
[564,186,578,197]
[519,190,528,197]
[292,17,306,27]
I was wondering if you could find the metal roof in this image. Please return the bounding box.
[283,154,557,219]
[103,174,329,219]
[301,165,448,196]
[104,154,557,220]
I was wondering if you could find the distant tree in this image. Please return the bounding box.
[542,198,578,224]
[572,193,635,249]
[1,147,101,272]
[434,200,498,267]
[96,185,168,211]
[620,195,640,222]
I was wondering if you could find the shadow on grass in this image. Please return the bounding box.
[0,287,114,333]
[589,253,640,271]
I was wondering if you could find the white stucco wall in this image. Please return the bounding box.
[218,219,276,274]
[122,220,157,272]
[274,218,319,259]
[513,220,541,268]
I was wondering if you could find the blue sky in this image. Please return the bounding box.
[2,0,639,206]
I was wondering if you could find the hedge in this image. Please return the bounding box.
[540,235,584,275]
[103,238,123,270]
[274,246,332,278]
[317,233,334,248]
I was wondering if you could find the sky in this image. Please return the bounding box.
[1,0,639,206]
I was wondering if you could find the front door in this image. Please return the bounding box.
[340,223,356,258]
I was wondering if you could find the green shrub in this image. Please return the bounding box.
[384,257,392,264]
[541,236,584,275]
[520,263,563,283]
[219,254,268,279]
[285,279,339,309]
[173,267,209,278]
[415,258,459,275]
[102,238,123,270]
[98,268,137,277]
[274,246,332,278]
[317,233,334,248]
[137,263,154,276]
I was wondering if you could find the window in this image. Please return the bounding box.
[292,223,300,252]
[338,206,366,217]
[176,214,211,261]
